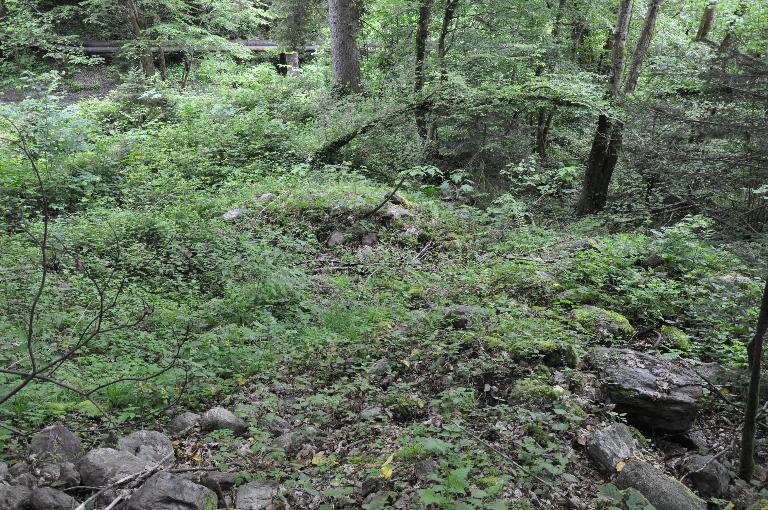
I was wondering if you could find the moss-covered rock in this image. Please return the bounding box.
[573,306,633,341]
[660,325,690,350]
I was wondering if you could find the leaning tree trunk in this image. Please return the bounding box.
[575,0,632,214]
[328,0,362,95]
[126,0,155,77]
[695,0,718,41]
[624,0,664,94]
[577,0,663,215]
[414,0,433,140]
[739,279,768,481]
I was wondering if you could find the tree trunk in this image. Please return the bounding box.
[739,279,768,481]
[608,0,633,97]
[157,45,167,81]
[181,55,191,89]
[126,0,155,77]
[286,52,300,77]
[436,0,459,82]
[0,0,6,20]
[535,110,555,160]
[414,0,433,140]
[695,0,717,41]
[328,0,362,95]
[624,0,664,94]
[427,0,460,144]
[577,0,662,215]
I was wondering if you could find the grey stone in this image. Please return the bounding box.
[181,470,237,493]
[367,358,391,385]
[683,454,730,498]
[76,448,153,487]
[0,485,31,510]
[28,424,83,463]
[640,253,664,268]
[383,204,412,220]
[442,305,483,330]
[414,457,437,482]
[235,481,279,510]
[200,407,248,436]
[360,406,383,420]
[30,487,79,510]
[223,208,245,220]
[568,238,599,252]
[615,459,706,510]
[9,461,29,478]
[587,423,637,473]
[126,471,218,510]
[39,462,80,488]
[168,412,202,435]
[259,414,290,436]
[585,347,703,433]
[257,193,274,202]
[361,232,378,246]
[327,231,345,247]
[273,428,318,456]
[0,461,7,482]
[119,430,174,465]
[11,473,38,488]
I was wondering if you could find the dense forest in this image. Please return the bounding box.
[0,0,767,509]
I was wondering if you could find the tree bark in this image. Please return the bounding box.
[624,0,664,94]
[695,0,717,41]
[126,0,155,77]
[157,45,167,81]
[414,0,433,140]
[285,51,300,77]
[427,0,460,144]
[328,0,362,95]
[739,279,768,481]
[0,0,6,20]
[607,0,633,97]
[577,0,662,214]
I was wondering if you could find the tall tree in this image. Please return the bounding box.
[414,0,433,140]
[328,0,362,94]
[576,0,664,215]
[740,279,768,480]
[695,0,718,41]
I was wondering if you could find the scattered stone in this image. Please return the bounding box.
[384,204,412,221]
[235,480,279,510]
[77,448,153,487]
[126,471,218,510]
[30,487,79,510]
[367,358,391,385]
[28,424,83,463]
[361,232,378,246]
[586,424,637,473]
[360,406,383,420]
[727,479,764,510]
[682,430,709,451]
[683,454,730,498]
[260,413,291,436]
[327,231,345,247]
[442,305,483,330]
[119,430,175,465]
[568,238,599,252]
[11,472,37,488]
[273,428,318,456]
[573,306,633,339]
[615,459,706,510]
[0,485,31,510]
[414,457,437,482]
[704,274,754,288]
[0,461,7,482]
[257,193,274,201]
[361,477,382,497]
[182,470,238,493]
[200,407,248,436]
[8,461,29,478]
[168,411,202,435]
[585,347,703,433]
[640,253,664,268]
[223,208,245,220]
[39,462,80,488]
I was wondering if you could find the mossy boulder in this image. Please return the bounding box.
[660,325,690,350]
[573,306,633,340]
